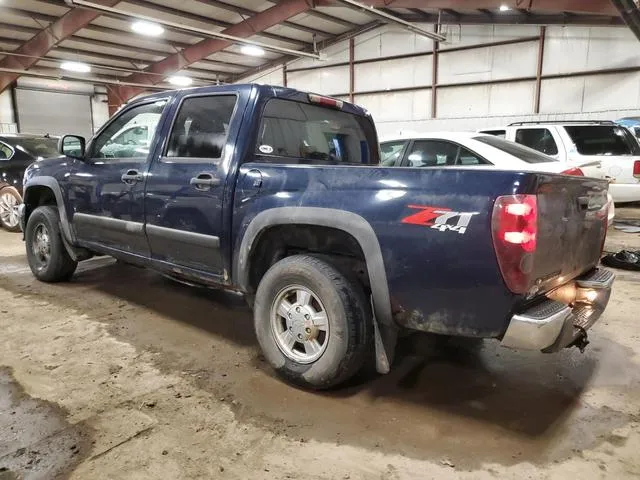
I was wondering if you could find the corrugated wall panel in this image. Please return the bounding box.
[355,57,432,92]
[355,90,431,123]
[438,85,490,118]
[354,25,434,61]
[288,65,349,96]
[539,77,585,113]
[582,73,640,111]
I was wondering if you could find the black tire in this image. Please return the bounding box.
[254,254,372,390]
[25,206,78,282]
[0,186,22,232]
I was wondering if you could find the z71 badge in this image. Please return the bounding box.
[401,205,479,235]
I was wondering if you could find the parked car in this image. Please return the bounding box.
[380,132,615,224]
[0,134,60,231]
[19,84,614,390]
[478,121,640,203]
[616,117,640,139]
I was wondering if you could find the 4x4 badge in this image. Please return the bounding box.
[401,205,479,235]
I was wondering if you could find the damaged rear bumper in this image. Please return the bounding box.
[500,268,614,352]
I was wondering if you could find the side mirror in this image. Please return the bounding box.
[58,134,86,159]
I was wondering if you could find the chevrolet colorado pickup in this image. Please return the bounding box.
[19,84,614,389]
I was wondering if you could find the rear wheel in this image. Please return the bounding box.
[254,255,372,390]
[25,206,77,282]
[0,186,22,232]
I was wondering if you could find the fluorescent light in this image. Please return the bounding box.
[499,4,511,11]
[167,75,192,87]
[241,45,265,57]
[60,61,91,73]
[131,21,164,37]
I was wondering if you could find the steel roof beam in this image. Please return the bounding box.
[396,11,624,26]
[106,0,314,101]
[333,0,446,41]
[192,0,334,38]
[0,0,121,93]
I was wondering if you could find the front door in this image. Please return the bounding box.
[69,98,168,256]
[144,92,239,276]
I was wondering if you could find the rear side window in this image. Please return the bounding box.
[405,140,486,167]
[167,95,237,159]
[0,142,13,160]
[515,128,558,156]
[564,125,640,156]
[380,141,407,166]
[255,99,378,165]
[473,135,557,163]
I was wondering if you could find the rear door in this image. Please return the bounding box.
[144,91,242,277]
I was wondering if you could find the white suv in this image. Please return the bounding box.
[479,121,640,203]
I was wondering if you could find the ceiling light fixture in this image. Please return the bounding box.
[167,75,193,87]
[60,61,91,73]
[131,20,164,37]
[499,4,511,11]
[240,45,265,57]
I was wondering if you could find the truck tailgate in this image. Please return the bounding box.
[533,174,608,294]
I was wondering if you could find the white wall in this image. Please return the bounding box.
[0,90,16,133]
[241,24,640,137]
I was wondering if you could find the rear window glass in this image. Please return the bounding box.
[473,135,557,164]
[256,99,378,165]
[564,125,640,156]
[14,138,59,158]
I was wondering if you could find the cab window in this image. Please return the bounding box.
[514,128,559,156]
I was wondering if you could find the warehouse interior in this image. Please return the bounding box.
[1,1,640,479]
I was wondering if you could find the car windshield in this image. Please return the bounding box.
[472,135,557,163]
[14,137,59,158]
[564,125,640,156]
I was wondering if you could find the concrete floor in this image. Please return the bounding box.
[0,227,639,480]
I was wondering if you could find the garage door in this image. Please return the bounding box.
[15,88,93,140]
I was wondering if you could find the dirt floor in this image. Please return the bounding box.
[0,224,639,479]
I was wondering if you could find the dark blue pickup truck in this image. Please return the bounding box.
[19,84,614,389]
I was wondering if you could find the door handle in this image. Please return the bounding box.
[121,169,143,184]
[190,173,221,191]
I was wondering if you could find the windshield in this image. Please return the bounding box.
[472,135,557,163]
[14,137,59,158]
[564,125,640,156]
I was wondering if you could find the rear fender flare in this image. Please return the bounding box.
[234,207,397,373]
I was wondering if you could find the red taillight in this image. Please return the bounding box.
[561,167,584,176]
[491,195,538,294]
[308,93,344,109]
[634,160,640,178]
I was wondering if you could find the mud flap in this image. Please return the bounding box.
[372,300,398,374]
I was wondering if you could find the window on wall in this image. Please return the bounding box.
[514,128,559,156]
[166,95,237,159]
[255,99,379,165]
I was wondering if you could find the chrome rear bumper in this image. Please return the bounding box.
[501,268,614,352]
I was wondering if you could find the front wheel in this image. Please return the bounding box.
[25,206,77,282]
[0,186,22,232]
[254,255,372,390]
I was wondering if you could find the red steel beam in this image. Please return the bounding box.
[318,0,617,15]
[115,0,313,102]
[0,0,121,93]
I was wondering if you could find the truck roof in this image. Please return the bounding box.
[129,83,369,118]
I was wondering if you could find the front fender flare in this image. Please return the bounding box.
[23,176,74,243]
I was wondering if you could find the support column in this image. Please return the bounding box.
[349,37,355,103]
[534,26,546,114]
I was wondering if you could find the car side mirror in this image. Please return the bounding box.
[58,134,86,159]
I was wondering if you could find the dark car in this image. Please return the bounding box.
[0,134,60,231]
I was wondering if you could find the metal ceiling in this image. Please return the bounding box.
[0,0,628,102]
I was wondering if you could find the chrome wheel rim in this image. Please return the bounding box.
[0,192,19,229]
[31,223,51,269]
[270,285,329,364]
